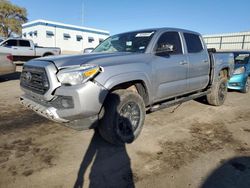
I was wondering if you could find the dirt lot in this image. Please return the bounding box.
[0,67,250,188]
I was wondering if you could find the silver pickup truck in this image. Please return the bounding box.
[20,28,234,145]
[0,38,61,62]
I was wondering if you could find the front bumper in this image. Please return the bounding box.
[227,74,247,90]
[20,81,108,130]
[20,96,69,123]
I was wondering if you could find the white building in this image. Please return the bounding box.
[203,31,250,50]
[22,19,110,54]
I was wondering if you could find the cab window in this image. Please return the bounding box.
[155,32,183,55]
[2,39,18,47]
[184,33,203,53]
[19,40,31,47]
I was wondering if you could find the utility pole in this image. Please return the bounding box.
[81,0,84,26]
[81,0,85,51]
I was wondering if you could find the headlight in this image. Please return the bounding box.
[233,67,245,75]
[57,64,102,85]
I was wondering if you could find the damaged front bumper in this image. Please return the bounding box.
[20,81,108,130]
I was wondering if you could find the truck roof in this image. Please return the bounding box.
[116,27,201,36]
[4,38,29,41]
[1,38,33,43]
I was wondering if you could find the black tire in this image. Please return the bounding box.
[206,76,228,106]
[98,89,145,145]
[241,79,249,93]
[43,53,53,57]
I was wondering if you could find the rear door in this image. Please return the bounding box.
[17,40,34,61]
[183,33,210,92]
[152,31,188,101]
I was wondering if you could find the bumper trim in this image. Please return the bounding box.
[20,96,69,123]
[20,95,99,130]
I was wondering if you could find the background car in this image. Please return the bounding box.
[0,53,16,76]
[227,51,250,93]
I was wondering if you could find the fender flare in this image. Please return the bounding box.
[103,71,153,103]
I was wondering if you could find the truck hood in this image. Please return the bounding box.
[35,52,148,69]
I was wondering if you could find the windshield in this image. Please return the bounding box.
[93,30,155,53]
[234,53,250,65]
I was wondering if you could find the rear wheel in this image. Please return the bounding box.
[98,90,145,145]
[43,53,53,57]
[207,76,228,106]
[241,78,249,93]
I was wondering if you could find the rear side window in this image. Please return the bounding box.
[156,32,183,54]
[19,40,31,47]
[184,33,203,53]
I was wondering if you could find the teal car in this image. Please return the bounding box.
[227,52,250,93]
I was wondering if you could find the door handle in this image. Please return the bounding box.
[179,61,188,65]
[13,47,18,50]
[203,59,208,63]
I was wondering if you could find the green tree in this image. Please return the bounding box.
[0,0,27,37]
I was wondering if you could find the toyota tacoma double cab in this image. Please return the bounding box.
[20,28,234,145]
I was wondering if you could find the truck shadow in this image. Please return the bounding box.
[74,91,135,188]
[0,72,21,82]
[73,130,134,188]
[201,156,250,188]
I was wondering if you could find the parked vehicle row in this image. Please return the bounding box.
[20,27,234,145]
[0,53,16,76]
[0,38,61,62]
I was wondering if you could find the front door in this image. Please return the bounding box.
[152,31,188,102]
[0,39,17,57]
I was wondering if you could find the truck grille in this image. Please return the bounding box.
[20,66,50,94]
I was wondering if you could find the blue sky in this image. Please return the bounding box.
[12,0,250,35]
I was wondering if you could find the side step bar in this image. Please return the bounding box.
[149,90,211,113]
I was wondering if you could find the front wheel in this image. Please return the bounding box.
[206,77,228,106]
[98,90,145,145]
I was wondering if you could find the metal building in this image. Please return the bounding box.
[22,19,110,54]
[203,31,250,50]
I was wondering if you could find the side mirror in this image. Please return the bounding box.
[83,48,94,53]
[155,44,174,56]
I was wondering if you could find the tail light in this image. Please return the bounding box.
[7,54,13,61]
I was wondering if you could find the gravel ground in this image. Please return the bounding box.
[0,67,250,188]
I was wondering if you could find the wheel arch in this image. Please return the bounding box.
[103,73,152,106]
[43,52,54,57]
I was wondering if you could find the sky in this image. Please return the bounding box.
[11,0,250,35]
